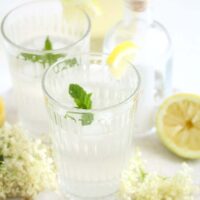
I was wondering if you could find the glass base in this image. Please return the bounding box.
[59,178,120,200]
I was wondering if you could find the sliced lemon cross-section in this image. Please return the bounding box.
[156,93,200,159]
[107,41,138,79]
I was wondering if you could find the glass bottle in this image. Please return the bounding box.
[104,0,173,135]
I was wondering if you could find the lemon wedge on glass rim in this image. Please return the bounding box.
[156,93,200,159]
[0,97,5,127]
[107,41,138,79]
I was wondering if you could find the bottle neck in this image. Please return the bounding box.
[124,0,153,25]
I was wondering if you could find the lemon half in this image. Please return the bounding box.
[156,93,200,159]
[107,41,138,79]
[0,97,5,127]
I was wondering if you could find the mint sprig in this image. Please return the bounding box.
[67,84,94,126]
[69,84,92,109]
[18,36,65,68]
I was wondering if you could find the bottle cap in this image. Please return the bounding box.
[127,0,149,12]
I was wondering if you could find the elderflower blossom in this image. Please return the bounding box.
[120,152,198,200]
[0,123,57,200]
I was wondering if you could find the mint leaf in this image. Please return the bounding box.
[53,58,79,73]
[80,113,94,126]
[68,84,94,126]
[44,36,52,50]
[64,58,78,68]
[18,36,65,68]
[20,53,42,63]
[43,53,65,66]
[69,84,92,109]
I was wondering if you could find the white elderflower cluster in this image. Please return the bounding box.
[0,123,57,200]
[120,152,198,200]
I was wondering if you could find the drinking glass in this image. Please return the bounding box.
[1,0,91,137]
[42,53,140,199]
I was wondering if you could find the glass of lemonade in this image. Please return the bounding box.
[1,0,91,137]
[42,53,140,199]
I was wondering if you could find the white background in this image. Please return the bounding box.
[153,0,200,93]
[0,0,200,94]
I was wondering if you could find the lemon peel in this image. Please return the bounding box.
[107,41,138,79]
[156,93,200,159]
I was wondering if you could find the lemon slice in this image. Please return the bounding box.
[61,0,102,16]
[0,97,5,127]
[107,41,138,79]
[156,93,200,159]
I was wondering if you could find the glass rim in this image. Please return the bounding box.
[0,0,91,54]
[42,52,141,113]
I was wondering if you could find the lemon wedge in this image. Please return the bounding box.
[0,97,5,127]
[156,93,200,159]
[61,0,102,16]
[107,41,138,79]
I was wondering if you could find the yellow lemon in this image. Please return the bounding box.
[156,93,200,159]
[0,97,5,127]
[107,41,138,79]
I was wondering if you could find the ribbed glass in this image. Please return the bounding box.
[1,0,91,137]
[42,53,140,199]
